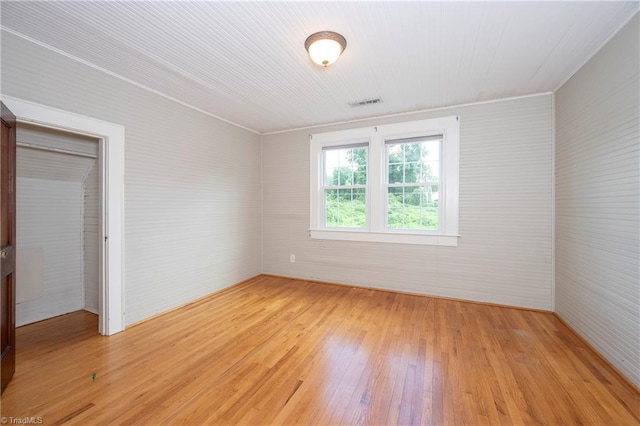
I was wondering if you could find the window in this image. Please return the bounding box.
[386,136,441,231]
[310,116,459,246]
[323,144,368,228]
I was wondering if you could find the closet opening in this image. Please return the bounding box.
[16,123,101,331]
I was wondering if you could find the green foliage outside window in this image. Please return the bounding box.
[324,141,440,230]
[387,141,439,230]
[324,147,367,228]
[325,188,366,228]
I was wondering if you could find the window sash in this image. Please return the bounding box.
[384,134,443,145]
[321,144,369,229]
[322,145,368,187]
[384,137,443,232]
[322,142,369,151]
[385,183,441,232]
[387,182,439,188]
[323,188,367,229]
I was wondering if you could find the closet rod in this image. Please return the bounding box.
[17,142,97,159]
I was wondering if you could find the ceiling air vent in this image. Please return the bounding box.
[348,97,382,108]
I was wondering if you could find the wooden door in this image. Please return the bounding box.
[1,102,16,394]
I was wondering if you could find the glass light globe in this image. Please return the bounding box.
[305,31,347,67]
[308,39,343,67]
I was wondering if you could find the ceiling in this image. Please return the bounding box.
[1,2,638,134]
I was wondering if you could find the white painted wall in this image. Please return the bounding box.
[2,31,262,325]
[17,122,98,157]
[83,162,99,314]
[16,177,84,325]
[555,14,639,387]
[262,94,554,310]
[17,165,100,320]
[16,124,100,323]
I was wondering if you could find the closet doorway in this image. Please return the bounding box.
[3,96,124,336]
[16,123,100,328]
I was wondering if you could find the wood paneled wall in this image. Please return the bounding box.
[2,32,263,326]
[16,177,84,325]
[262,95,553,310]
[555,14,640,387]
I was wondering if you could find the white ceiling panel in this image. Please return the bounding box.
[1,1,638,133]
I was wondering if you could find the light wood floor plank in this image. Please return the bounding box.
[1,275,638,425]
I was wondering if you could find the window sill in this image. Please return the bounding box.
[309,229,459,246]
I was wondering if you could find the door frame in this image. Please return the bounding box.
[3,95,125,335]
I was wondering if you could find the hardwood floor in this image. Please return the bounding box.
[2,275,638,425]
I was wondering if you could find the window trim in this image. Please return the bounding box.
[310,116,459,246]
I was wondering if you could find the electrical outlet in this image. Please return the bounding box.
[290,254,296,263]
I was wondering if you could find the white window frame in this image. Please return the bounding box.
[310,116,459,246]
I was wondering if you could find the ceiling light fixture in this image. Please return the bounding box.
[305,31,347,67]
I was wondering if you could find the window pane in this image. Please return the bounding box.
[423,161,439,181]
[324,146,368,186]
[353,163,367,185]
[325,168,337,186]
[387,185,439,230]
[387,139,440,184]
[325,188,366,228]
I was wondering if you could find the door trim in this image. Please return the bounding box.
[3,95,125,335]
